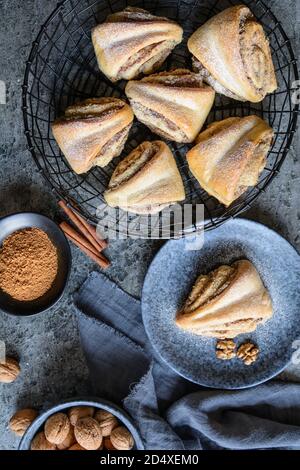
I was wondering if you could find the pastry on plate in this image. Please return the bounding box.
[186,115,274,206]
[188,5,277,102]
[125,69,215,143]
[92,7,183,82]
[176,259,273,339]
[104,140,185,214]
[52,98,134,173]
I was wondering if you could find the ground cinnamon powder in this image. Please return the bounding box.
[0,228,58,302]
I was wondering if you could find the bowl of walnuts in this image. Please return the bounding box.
[18,398,144,450]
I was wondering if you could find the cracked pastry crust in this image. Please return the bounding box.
[125,69,215,143]
[92,7,183,82]
[188,5,277,102]
[176,260,273,339]
[52,98,134,173]
[104,140,185,214]
[186,115,274,206]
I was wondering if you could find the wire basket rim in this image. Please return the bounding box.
[22,0,300,233]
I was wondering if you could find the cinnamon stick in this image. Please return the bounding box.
[64,232,110,270]
[58,200,104,252]
[60,222,99,257]
[75,212,108,250]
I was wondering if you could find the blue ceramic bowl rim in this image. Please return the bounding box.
[19,397,144,450]
[141,217,300,389]
[0,211,72,317]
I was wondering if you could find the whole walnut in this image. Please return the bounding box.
[110,426,134,450]
[68,406,94,426]
[0,357,20,383]
[9,408,38,436]
[94,410,118,437]
[57,426,76,450]
[74,417,103,450]
[44,413,71,445]
[31,431,56,450]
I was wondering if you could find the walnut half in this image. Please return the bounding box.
[216,339,236,360]
[237,342,259,365]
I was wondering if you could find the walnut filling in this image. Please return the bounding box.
[64,99,124,121]
[239,12,266,98]
[184,265,237,314]
[199,317,264,339]
[224,318,263,327]
[146,123,181,141]
[108,142,159,189]
[203,319,260,332]
[192,56,245,101]
[143,69,204,88]
[138,44,174,75]
[133,102,178,133]
[108,7,171,24]
[117,41,175,80]
[151,76,202,88]
[118,42,165,75]
[130,101,186,141]
[94,124,131,167]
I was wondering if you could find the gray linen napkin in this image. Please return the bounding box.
[75,271,300,450]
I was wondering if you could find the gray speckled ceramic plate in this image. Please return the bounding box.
[142,219,300,389]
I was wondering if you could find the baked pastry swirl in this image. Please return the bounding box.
[52,98,134,173]
[125,69,215,143]
[188,5,277,102]
[186,116,274,206]
[176,260,273,339]
[92,7,183,82]
[104,141,185,214]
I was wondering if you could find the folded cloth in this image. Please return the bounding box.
[75,271,300,450]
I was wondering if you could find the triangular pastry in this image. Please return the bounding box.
[52,98,134,173]
[186,116,274,206]
[176,260,273,339]
[125,69,215,143]
[104,141,185,214]
[92,7,183,82]
[188,5,277,102]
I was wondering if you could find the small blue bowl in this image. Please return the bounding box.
[0,212,71,316]
[19,397,144,450]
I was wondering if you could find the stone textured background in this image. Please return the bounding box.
[0,0,299,450]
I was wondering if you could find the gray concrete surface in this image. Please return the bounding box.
[0,0,299,450]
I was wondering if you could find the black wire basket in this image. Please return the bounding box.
[22,0,299,236]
